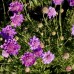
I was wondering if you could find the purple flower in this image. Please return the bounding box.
[10,13,24,27]
[53,0,64,5]
[42,51,55,64]
[20,52,36,67]
[69,0,74,6]
[47,7,57,19]
[28,36,41,50]
[0,25,17,39]
[0,39,21,56]
[9,1,23,13]
[71,25,74,35]
[33,47,43,58]
[2,50,9,58]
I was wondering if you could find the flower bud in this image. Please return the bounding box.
[25,67,30,73]
[63,53,69,60]
[60,9,64,13]
[42,7,49,14]
[52,31,56,36]
[38,23,43,28]
[66,66,72,72]
[60,36,64,40]
[40,42,44,48]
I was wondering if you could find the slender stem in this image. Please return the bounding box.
[59,5,62,36]
[2,0,6,25]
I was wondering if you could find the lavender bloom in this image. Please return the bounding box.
[9,1,23,13]
[28,36,41,50]
[71,25,74,35]
[10,13,24,27]
[2,50,9,58]
[53,0,64,5]
[0,25,17,39]
[33,47,43,58]
[0,39,21,56]
[69,0,74,6]
[47,7,57,19]
[42,51,55,64]
[20,52,36,67]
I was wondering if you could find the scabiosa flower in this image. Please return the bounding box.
[10,13,24,27]
[53,0,64,5]
[28,36,41,50]
[2,50,9,58]
[33,47,43,58]
[0,39,21,56]
[0,25,17,39]
[20,52,36,67]
[42,51,55,64]
[69,0,74,6]
[71,25,74,35]
[9,1,23,13]
[47,7,57,19]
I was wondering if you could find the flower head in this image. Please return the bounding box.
[33,47,43,58]
[0,39,21,56]
[2,50,9,58]
[10,13,24,27]
[69,0,74,6]
[71,25,74,35]
[20,52,36,67]
[9,1,23,13]
[53,0,64,5]
[0,25,17,39]
[42,50,55,64]
[28,36,41,50]
[47,7,57,19]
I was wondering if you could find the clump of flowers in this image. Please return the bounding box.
[53,0,64,5]
[28,36,41,50]
[20,36,55,67]
[9,1,23,13]
[0,39,21,56]
[0,25,17,39]
[20,52,36,67]
[10,13,24,27]
[47,7,57,19]
[42,51,55,64]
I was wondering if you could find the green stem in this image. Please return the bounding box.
[59,5,62,36]
[2,0,6,25]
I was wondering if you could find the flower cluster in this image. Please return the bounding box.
[20,36,55,67]
[0,1,24,58]
[9,1,24,27]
